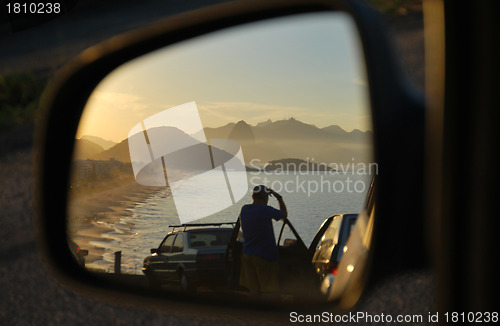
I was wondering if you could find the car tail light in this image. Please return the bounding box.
[327,261,339,275]
[199,254,218,261]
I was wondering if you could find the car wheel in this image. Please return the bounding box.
[179,271,192,292]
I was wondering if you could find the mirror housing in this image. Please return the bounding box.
[36,0,425,311]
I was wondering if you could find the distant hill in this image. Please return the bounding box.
[204,123,235,140]
[228,120,255,142]
[206,118,371,142]
[255,119,273,128]
[257,117,326,139]
[80,118,373,165]
[94,126,203,162]
[91,126,240,181]
[348,128,370,138]
[322,125,348,136]
[92,138,130,161]
[81,135,117,150]
[73,139,104,160]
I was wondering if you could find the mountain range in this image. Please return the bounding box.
[74,118,372,165]
[81,135,117,150]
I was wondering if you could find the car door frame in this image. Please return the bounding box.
[169,232,188,281]
[155,233,177,282]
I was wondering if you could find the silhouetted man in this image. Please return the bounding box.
[239,185,287,296]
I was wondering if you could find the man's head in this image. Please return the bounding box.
[252,185,270,204]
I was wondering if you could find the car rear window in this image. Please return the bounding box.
[188,229,232,247]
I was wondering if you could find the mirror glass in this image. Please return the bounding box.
[68,11,375,305]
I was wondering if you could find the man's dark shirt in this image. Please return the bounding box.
[240,203,282,261]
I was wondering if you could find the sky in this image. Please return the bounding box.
[76,12,370,143]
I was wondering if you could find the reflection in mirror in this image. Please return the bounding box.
[68,12,375,305]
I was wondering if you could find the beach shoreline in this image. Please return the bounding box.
[67,181,163,265]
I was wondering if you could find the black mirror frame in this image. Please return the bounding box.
[35,0,426,313]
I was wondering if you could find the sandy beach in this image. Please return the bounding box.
[67,181,162,265]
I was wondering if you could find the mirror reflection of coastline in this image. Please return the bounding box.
[66,12,373,304]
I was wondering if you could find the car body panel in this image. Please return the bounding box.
[311,213,358,280]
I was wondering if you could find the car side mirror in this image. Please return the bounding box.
[150,248,158,254]
[36,0,425,312]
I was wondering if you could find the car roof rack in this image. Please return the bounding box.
[169,222,236,232]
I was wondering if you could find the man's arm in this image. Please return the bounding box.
[269,188,287,220]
